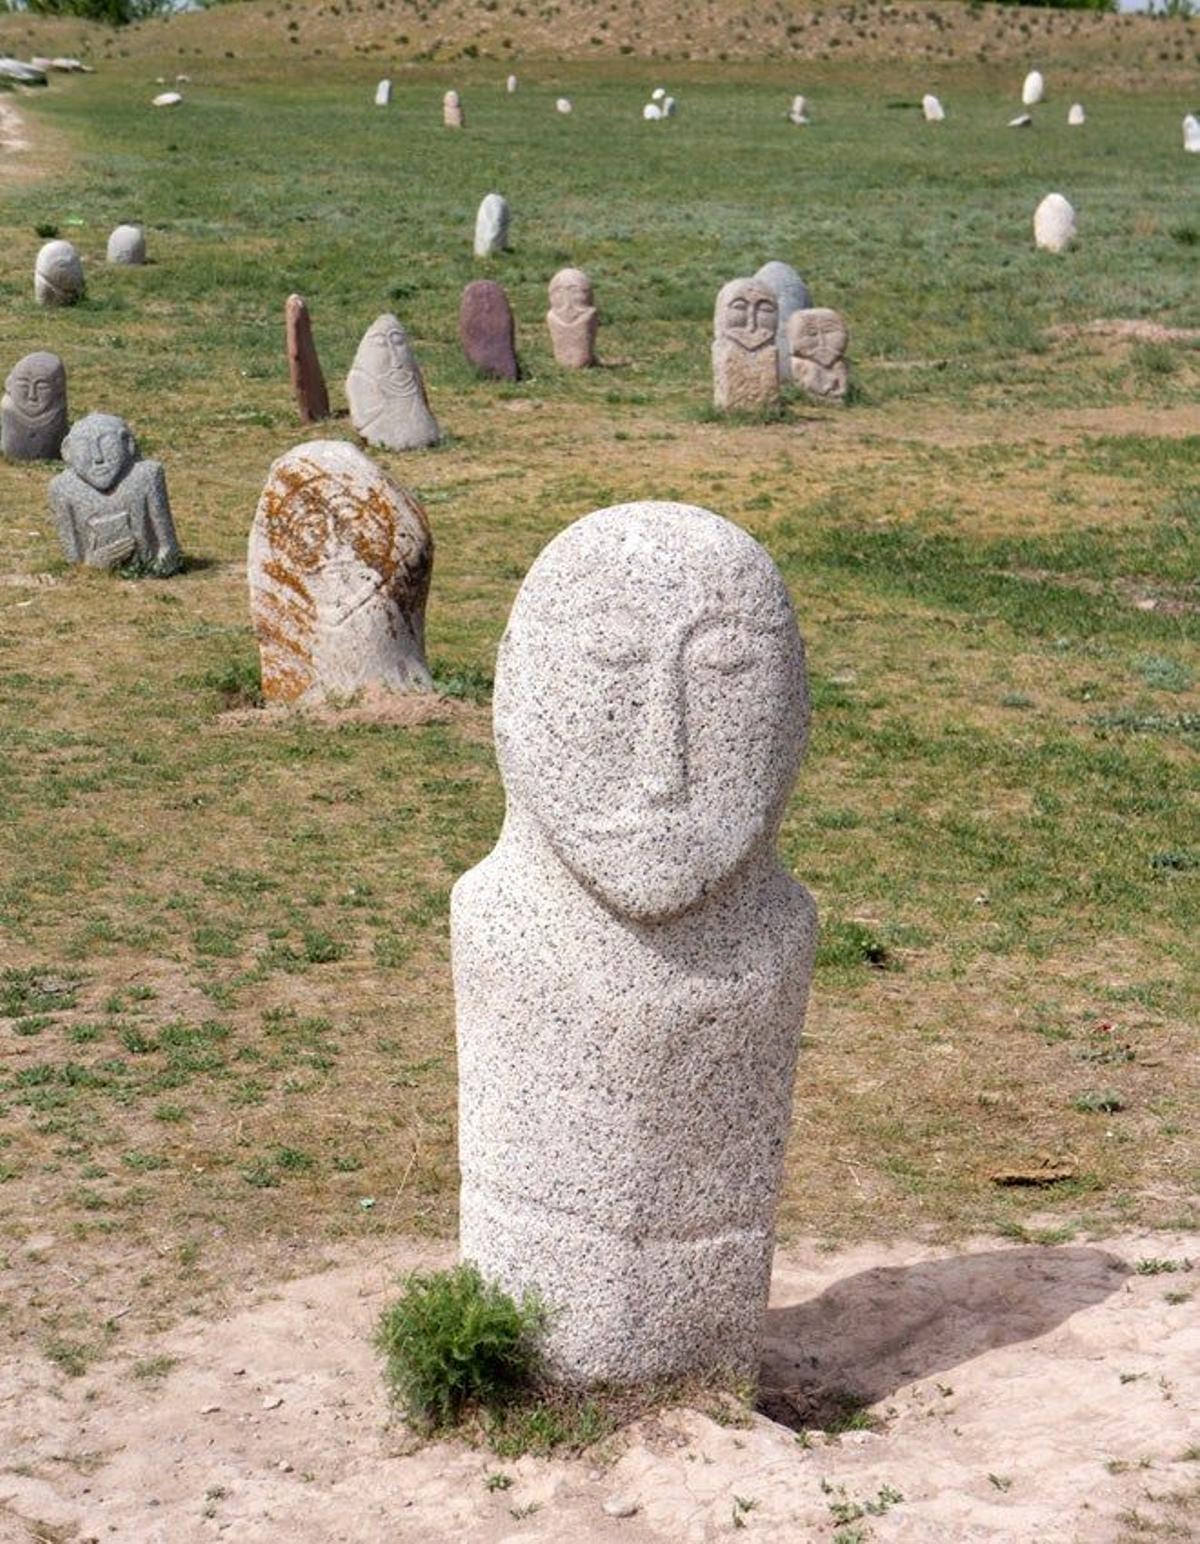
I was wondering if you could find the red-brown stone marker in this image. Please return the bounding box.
[285,293,330,424]
[458,279,519,382]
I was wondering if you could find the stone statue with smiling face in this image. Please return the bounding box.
[2,351,68,461]
[453,500,816,1388]
[48,412,181,574]
[346,314,440,452]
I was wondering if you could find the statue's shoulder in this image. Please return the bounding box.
[124,458,165,496]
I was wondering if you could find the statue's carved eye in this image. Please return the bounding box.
[689,620,757,675]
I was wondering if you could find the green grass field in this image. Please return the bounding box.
[0,34,1196,1370]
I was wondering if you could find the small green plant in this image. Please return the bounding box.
[375,1264,545,1433]
[1136,1257,1192,1275]
[1072,1090,1125,1114]
[484,1471,513,1492]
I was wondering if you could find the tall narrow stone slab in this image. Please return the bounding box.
[285,294,331,425]
[459,280,518,381]
[474,192,510,257]
[712,278,780,414]
[2,351,67,461]
[454,500,816,1387]
[346,314,440,451]
[753,261,812,381]
[249,440,433,704]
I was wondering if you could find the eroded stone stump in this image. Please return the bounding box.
[248,439,433,704]
[454,500,816,1387]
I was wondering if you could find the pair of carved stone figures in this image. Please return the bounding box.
[713,277,850,412]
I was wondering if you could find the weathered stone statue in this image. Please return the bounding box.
[1034,192,1076,253]
[48,413,181,574]
[474,192,510,257]
[459,280,519,381]
[546,267,597,368]
[1022,69,1045,107]
[106,224,146,265]
[787,93,809,125]
[454,500,816,1387]
[248,440,433,704]
[285,293,330,424]
[786,307,850,402]
[34,239,84,306]
[1185,114,1200,153]
[922,93,945,123]
[374,78,391,106]
[712,278,780,414]
[754,261,812,381]
[443,88,464,128]
[1,351,67,461]
[346,314,440,451]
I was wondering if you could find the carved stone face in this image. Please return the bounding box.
[356,315,419,399]
[5,352,64,422]
[789,308,848,370]
[549,268,594,322]
[715,281,777,353]
[495,502,808,922]
[62,412,136,493]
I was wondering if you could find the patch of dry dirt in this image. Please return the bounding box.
[1,1232,1197,1542]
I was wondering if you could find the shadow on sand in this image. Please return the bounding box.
[759,1244,1128,1430]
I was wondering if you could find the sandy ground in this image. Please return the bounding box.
[1,1232,1197,1543]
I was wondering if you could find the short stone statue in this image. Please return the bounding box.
[106,224,146,265]
[1034,192,1076,253]
[346,314,440,451]
[48,413,181,574]
[459,279,519,381]
[922,93,945,123]
[454,499,816,1387]
[249,440,433,704]
[643,102,662,121]
[1068,103,1085,127]
[285,293,330,425]
[712,278,780,414]
[2,351,67,461]
[474,192,510,257]
[546,267,597,368]
[555,97,572,114]
[1022,69,1045,107]
[506,74,518,94]
[374,78,391,106]
[35,239,84,306]
[786,307,850,402]
[753,261,812,381]
[787,93,809,124]
[1184,114,1200,153]
[443,88,464,128]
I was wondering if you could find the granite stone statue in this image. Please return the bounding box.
[1068,103,1085,127]
[753,261,812,381]
[106,224,146,265]
[712,278,780,414]
[48,413,181,574]
[249,439,433,704]
[1034,192,1076,253]
[922,93,945,122]
[1,351,67,461]
[474,192,510,257]
[443,88,464,128]
[459,280,519,381]
[546,267,598,369]
[454,499,816,1386]
[787,93,809,124]
[786,307,850,402]
[374,78,391,106]
[1184,114,1200,153]
[285,293,330,425]
[346,314,440,451]
[34,239,84,306]
[1022,69,1045,107]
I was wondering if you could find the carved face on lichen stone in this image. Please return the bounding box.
[494,502,807,921]
[5,353,65,423]
[714,280,777,353]
[789,307,848,371]
[62,412,137,493]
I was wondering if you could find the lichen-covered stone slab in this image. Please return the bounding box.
[248,439,433,705]
[454,500,816,1387]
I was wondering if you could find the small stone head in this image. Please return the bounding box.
[714,279,778,353]
[5,352,65,422]
[356,315,419,398]
[787,308,848,370]
[549,267,594,322]
[61,412,138,493]
[495,502,808,922]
